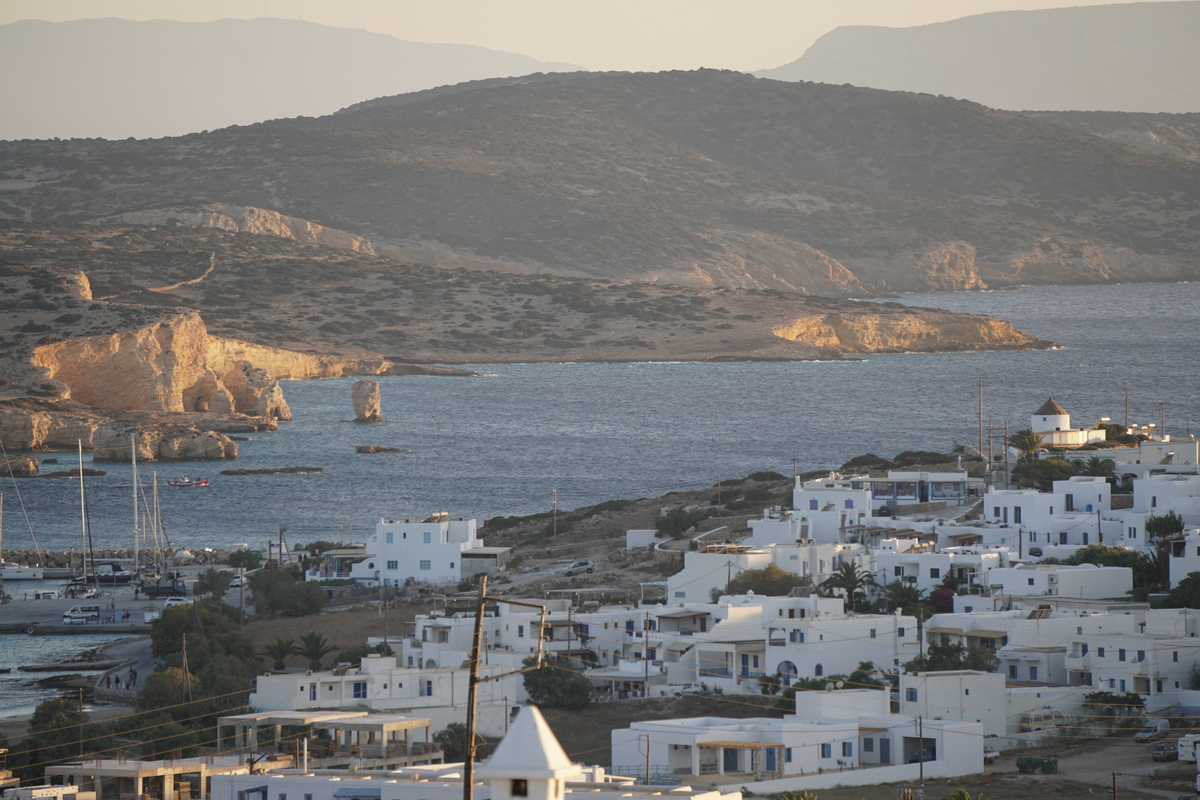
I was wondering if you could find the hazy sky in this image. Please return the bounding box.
[2,0,1187,72]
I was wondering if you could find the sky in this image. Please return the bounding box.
[1,0,1187,73]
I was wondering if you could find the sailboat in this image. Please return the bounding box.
[0,492,45,581]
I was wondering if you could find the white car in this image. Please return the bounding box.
[562,560,595,577]
[163,596,193,609]
[228,575,244,589]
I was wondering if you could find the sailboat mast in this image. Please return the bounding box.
[78,440,86,578]
[131,434,139,576]
[1,490,6,599]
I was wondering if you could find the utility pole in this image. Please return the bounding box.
[278,522,286,565]
[977,377,985,458]
[1004,420,1010,488]
[1125,388,1130,429]
[462,586,548,800]
[1161,401,1166,440]
[552,489,558,537]
[78,687,84,757]
[917,715,924,791]
[463,576,488,800]
[181,633,192,703]
[1112,771,1118,799]
[717,473,721,506]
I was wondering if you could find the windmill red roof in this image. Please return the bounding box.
[1035,398,1068,416]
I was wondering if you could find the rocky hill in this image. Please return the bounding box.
[0,18,583,140]
[1021,110,1200,162]
[2,70,1196,296]
[757,1,1200,113]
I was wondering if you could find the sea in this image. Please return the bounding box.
[0,281,1198,715]
[2,281,1198,557]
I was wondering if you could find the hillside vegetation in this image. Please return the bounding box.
[2,70,1197,297]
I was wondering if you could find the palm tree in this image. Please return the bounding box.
[818,562,878,612]
[261,637,296,671]
[881,580,935,641]
[1008,428,1043,464]
[296,632,340,671]
[1078,456,1118,485]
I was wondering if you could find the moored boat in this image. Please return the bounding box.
[166,476,209,488]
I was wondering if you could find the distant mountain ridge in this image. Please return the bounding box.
[1,69,1197,296]
[0,17,584,140]
[757,1,1200,113]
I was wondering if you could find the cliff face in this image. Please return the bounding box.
[95,204,377,254]
[773,309,1046,353]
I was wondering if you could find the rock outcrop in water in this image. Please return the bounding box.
[352,380,382,422]
[772,307,1048,353]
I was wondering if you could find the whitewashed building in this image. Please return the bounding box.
[348,515,497,586]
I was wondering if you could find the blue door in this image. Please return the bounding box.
[723,748,739,773]
[880,738,891,764]
[765,748,776,772]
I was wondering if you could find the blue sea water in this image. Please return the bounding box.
[1,282,1198,556]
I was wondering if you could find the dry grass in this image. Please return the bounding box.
[240,601,435,657]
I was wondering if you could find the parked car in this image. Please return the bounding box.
[562,560,595,576]
[62,604,101,624]
[983,735,1000,765]
[1019,708,1065,732]
[1135,719,1171,742]
[1151,740,1178,761]
[671,683,710,697]
[228,575,244,589]
[163,596,193,609]
[1177,733,1200,762]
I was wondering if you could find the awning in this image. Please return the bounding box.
[858,727,888,734]
[334,790,381,799]
[947,532,982,540]
[926,627,964,636]
[657,609,709,618]
[699,741,785,750]
[966,630,1007,639]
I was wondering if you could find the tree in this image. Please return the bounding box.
[227,550,261,570]
[1077,456,1117,485]
[248,566,326,617]
[296,632,340,671]
[1012,457,1075,490]
[261,637,297,671]
[657,507,707,539]
[905,640,998,674]
[710,564,812,601]
[847,661,885,689]
[1061,544,1158,590]
[818,562,877,612]
[880,580,934,639]
[520,656,592,710]
[195,568,232,598]
[1008,428,1043,464]
[1145,510,1185,542]
[1164,571,1200,609]
[433,722,469,762]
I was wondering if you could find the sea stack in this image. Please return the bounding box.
[353,380,383,422]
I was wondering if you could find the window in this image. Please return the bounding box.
[1120,679,1127,691]
[810,500,819,510]
[815,664,824,677]
[1098,647,1105,658]
[905,688,917,702]
[898,627,906,637]
[280,794,286,800]
[845,499,854,509]
[1009,666,1018,678]
[1029,667,1038,680]
[870,629,877,638]
[387,560,398,570]
[309,684,316,701]
[353,681,367,699]
[1081,644,1088,656]
[518,625,525,637]
[675,591,685,598]
[386,532,393,544]
[419,560,431,571]
[1013,507,1022,524]
[842,742,853,757]
[894,566,903,576]
[1152,496,1157,508]
[820,743,832,759]
[863,738,874,752]
[421,680,433,697]
[511,780,528,797]
[1137,650,1145,662]
[1174,651,1180,662]
[930,568,940,579]
[305,795,312,800]
[785,747,793,763]
[790,630,804,643]
[993,507,1000,518]
[1119,649,1126,662]
[1028,578,1035,586]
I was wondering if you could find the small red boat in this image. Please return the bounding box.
[166,476,210,488]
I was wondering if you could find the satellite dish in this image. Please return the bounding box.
[824,682,835,692]
[836,681,845,689]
